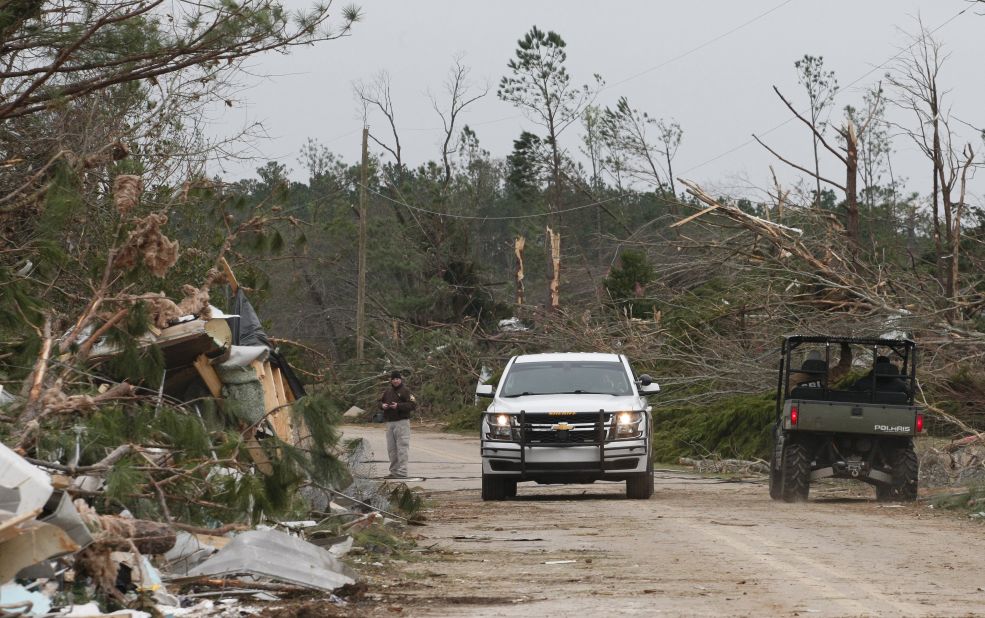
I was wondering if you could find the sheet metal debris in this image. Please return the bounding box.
[184,529,356,591]
[0,582,52,616]
[0,518,78,583]
[0,443,52,516]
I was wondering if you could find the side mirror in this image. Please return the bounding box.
[638,375,660,394]
[475,384,495,398]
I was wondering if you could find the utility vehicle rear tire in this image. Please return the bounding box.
[481,474,508,501]
[781,443,811,503]
[876,443,918,502]
[769,444,783,501]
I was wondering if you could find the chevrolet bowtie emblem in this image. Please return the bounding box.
[552,422,573,431]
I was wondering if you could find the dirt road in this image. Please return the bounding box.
[343,424,985,617]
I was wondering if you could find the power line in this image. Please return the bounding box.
[358,182,635,221]
[601,0,796,92]
[384,1,798,134]
[680,4,973,176]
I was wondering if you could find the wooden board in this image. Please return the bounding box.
[193,355,222,399]
[250,361,290,445]
[271,366,287,406]
[244,438,273,476]
[269,366,295,445]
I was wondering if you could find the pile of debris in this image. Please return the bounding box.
[678,457,770,476]
[0,437,421,616]
[919,434,985,488]
[0,258,423,616]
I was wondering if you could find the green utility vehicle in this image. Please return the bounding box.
[770,336,923,503]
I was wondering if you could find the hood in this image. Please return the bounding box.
[489,393,641,414]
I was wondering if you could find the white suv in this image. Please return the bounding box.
[476,352,660,500]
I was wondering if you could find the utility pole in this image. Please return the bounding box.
[355,127,369,363]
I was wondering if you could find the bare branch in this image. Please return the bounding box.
[773,86,848,165]
[752,134,847,191]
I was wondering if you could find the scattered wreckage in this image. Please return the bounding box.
[0,426,409,617]
[0,262,408,616]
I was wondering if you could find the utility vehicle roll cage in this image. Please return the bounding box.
[775,336,918,418]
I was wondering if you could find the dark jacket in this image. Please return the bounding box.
[379,383,417,422]
[851,361,907,393]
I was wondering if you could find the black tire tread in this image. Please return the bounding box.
[505,479,518,498]
[781,442,810,503]
[627,456,654,500]
[481,474,508,501]
[877,443,918,502]
[769,446,783,501]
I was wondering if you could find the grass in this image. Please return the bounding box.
[929,484,985,518]
[443,404,484,435]
[352,523,417,558]
[652,392,775,463]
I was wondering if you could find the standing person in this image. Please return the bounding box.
[379,370,416,479]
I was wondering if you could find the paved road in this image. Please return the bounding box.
[343,423,985,617]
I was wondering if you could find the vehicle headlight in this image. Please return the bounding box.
[613,411,644,438]
[487,414,516,440]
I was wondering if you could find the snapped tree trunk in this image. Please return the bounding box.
[514,236,525,306]
[547,226,561,311]
[950,144,976,317]
[844,120,860,246]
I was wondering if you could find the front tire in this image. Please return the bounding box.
[505,479,517,498]
[627,458,654,500]
[781,442,811,503]
[481,473,509,501]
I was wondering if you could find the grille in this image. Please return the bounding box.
[519,413,612,444]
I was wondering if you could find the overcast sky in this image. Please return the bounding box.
[210,0,984,204]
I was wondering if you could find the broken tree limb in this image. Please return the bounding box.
[25,315,53,409]
[772,85,848,165]
[669,203,722,229]
[674,177,914,317]
[946,433,984,453]
[752,134,846,192]
[25,443,134,474]
[310,481,423,525]
[76,308,128,359]
[77,500,177,554]
[15,382,136,451]
[220,256,239,294]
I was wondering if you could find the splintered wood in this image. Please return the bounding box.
[547,227,561,310]
[673,177,906,316]
[193,355,222,398]
[514,236,525,306]
[252,359,296,446]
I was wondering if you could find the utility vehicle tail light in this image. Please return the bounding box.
[790,406,799,426]
[916,413,924,433]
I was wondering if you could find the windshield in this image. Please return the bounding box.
[499,361,634,397]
